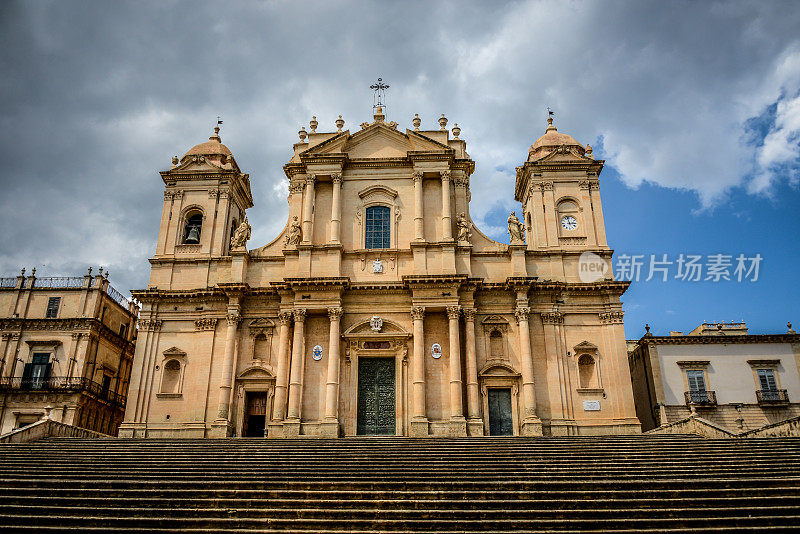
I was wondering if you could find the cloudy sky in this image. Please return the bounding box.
[1,0,798,336]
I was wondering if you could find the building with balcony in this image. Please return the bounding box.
[0,269,139,435]
[628,321,800,433]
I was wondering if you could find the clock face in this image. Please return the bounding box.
[561,215,578,230]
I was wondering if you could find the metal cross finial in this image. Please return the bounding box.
[370,77,390,110]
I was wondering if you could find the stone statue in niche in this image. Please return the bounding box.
[456,213,472,244]
[507,211,525,244]
[230,217,251,249]
[285,216,302,246]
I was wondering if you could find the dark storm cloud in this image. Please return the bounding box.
[1,0,798,296]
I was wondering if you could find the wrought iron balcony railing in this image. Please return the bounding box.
[684,390,717,406]
[0,376,126,409]
[756,389,789,404]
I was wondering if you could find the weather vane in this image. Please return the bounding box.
[547,107,554,117]
[370,77,389,111]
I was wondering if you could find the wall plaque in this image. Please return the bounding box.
[312,345,323,361]
[431,343,442,359]
[583,400,601,411]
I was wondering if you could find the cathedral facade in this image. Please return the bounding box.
[119,107,640,438]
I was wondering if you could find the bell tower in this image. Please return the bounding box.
[515,115,608,254]
[153,125,253,272]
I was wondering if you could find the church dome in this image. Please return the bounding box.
[527,117,585,161]
[183,126,233,159]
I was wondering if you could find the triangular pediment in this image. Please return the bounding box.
[574,340,598,352]
[534,145,594,164]
[301,123,452,159]
[163,346,186,356]
[171,157,229,173]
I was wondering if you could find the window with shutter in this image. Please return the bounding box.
[45,297,60,318]
[757,369,777,392]
[686,370,706,392]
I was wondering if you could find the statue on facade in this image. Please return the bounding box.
[507,211,525,244]
[285,216,302,246]
[456,213,472,244]
[230,217,251,249]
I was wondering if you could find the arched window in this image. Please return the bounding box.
[365,206,391,249]
[161,359,182,394]
[578,354,597,389]
[183,213,203,244]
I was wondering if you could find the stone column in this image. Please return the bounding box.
[301,175,315,243]
[412,171,424,240]
[516,306,542,435]
[447,306,464,419]
[324,307,343,424]
[463,308,481,430]
[0,334,10,378]
[286,308,306,421]
[410,306,428,436]
[65,333,82,380]
[271,311,293,422]
[215,307,240,424]
[330,173,342,243]
[440,170,452,241]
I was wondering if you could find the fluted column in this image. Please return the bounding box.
[447,305,464,419]
[324,307,343,420]
[216,307,240,421]
[515,306,540,431]
[301,174,315,243]
[411,306,426,420]
[271,311,293,421]
[440,170,452,240]
[286,308,306,420]
[412,171,424,240]
[330,173,342,243]
[463,308,480,420]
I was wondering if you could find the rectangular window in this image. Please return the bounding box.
[119,323,127,338]
[27,353,51,389]
[365,206,391,249]
[757,369,778,392]
[101,375,112,398]
[686,369,706,392]
[45,297,60,318]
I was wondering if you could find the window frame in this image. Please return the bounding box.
[365,205,391,249]
[45,296,60,318]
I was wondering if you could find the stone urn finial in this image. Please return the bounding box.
[172,155,179,165]
[298,127,307,142]
[452,123,461,139]
[310,116,318,132]
[335,115,345,132]
[412,113,421,130]
[438,114,448,130]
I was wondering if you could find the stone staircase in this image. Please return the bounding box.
[1,435,799,532]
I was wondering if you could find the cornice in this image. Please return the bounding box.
[639,333,800,346]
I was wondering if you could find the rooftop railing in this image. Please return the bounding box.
[105,284,131,309]
[0,278,16,288]
[32,277,84,288]
[0,376,126,410]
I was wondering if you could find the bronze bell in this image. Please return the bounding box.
[185,225,200,244]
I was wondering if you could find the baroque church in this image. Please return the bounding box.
[119,104,640,439]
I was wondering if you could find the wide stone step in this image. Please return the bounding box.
[2,513,800,530]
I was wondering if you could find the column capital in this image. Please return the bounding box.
[306,174,316,185]
[462,308,476,322]
[514,306,531,323]
[1,333,12,341]
[446,305,461,320]
[278,311,293,325]
[225,311,241,326]
[293,308,307,322]
[327,307,343,320]
[411,306,425,321]
[330,173,342,184]
[440,169,451,181]
[412,170,424,182]
[599,310,624,324]
[289,179,305,194]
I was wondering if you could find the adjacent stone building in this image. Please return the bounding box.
[0,269,138,435]
[628,321,800,432]
[119,108,640,439]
